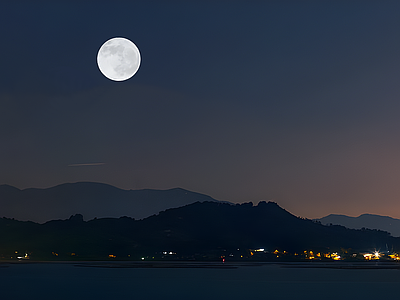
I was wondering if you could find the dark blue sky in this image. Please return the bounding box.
[2,1,400,218]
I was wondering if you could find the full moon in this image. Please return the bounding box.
[97,37,141,81]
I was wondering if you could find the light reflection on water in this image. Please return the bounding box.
[1,262,400,300]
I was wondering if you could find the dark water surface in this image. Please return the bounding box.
[1,262,400,299]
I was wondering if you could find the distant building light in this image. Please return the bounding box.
[363,253,373,260]
[330,252,341,260]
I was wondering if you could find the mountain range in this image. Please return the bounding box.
[0,182,222,223]
[316,214,400,237]
[2,182,400,238]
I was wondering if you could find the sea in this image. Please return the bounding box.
[1,261,400,300]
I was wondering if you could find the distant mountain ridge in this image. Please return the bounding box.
[316,214,400,237]
[0,182,224,223]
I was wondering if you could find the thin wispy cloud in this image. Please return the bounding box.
[68,163,106,167]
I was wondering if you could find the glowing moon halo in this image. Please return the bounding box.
[97,37,141,81]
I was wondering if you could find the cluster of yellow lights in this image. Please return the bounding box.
[303,250,340,260]
[361,251,400,260]
[330,253,341,261]
[363,251,383,260]
[250,249,345,260]
[304,250,314,259]
[40,249,399,261]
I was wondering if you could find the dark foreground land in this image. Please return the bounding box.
[1,201,398,261]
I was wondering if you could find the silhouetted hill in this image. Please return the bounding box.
[135,201,393,254]
[0,182,222,223]
[316,214,400,237]
[0,201,396,261]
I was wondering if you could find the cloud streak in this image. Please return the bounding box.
[68,163,105,167]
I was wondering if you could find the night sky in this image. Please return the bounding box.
[2,1,400,219]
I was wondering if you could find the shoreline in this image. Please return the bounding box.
[1,260,400,269]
